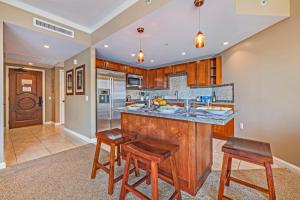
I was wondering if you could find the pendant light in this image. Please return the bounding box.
[137,27,145,63]
[194,0,205,48]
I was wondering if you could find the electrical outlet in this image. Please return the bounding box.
[240,122,244,130]
[85,96,89,101]
[48,96,51,100]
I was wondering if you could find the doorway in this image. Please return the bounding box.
[59,70,65,124]
[9,68,43,128]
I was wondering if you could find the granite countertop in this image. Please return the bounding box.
[126,99,235,106]
[116,107,235,125]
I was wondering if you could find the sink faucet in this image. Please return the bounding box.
[174,90,179,100]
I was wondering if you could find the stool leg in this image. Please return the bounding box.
[91,139,101,179]
[265,163,276,200]
[117,145,121,166]
[151,161,159,200]
[146,162,151,185]
[225,157,232,186]
[133,159,140,177]
[170,156,182,200]
[119,152,132,200]
[108,144,116,195]
[218,153,230,200]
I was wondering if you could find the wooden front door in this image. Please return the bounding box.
[9,69,43,128]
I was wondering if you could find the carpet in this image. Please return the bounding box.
[0,144,299,200]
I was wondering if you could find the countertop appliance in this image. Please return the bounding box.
[127,74,143,89]
[97,69,126,131]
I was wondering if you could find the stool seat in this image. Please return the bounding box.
[218,137,276,200]
[222,137,273,164]
[120,137,182,200]
[91,128,139,195]
[125,138,179,163]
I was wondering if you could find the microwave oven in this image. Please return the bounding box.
[127,74,143,89]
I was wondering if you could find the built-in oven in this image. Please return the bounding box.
[127,74,143,89]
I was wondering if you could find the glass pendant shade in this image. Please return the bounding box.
[137,50,144,63]
[195,31,205,48]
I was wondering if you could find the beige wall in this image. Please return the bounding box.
[221,0,300,167]
[0,21,4,164]
[64,48,96,139]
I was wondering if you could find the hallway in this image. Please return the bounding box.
[4,124,87,167]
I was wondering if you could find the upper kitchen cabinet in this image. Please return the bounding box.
[186,62,197,86]
[173,63,187,74]
[186,57,222,87]
[106,61,126,72]
[96,59,107,69]
[145,68,168,90]
[210,56,222,85]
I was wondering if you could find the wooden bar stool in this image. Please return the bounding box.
[119,138,182,200]
[91,128,140,195]
[218,137,276,200]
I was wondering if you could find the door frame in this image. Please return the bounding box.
[59,69,64,124]
[5,66,46,128]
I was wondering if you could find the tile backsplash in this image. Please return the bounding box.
[127,75,234,102]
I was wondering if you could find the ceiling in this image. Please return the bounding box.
[94,0,287,68]
[4,23,88,68]
[3,0,138,33]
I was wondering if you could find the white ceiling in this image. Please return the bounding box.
[4,23,88,68]
[95,0,287,68]
[2,0,138,33]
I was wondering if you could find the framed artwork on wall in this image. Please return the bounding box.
[66,69,74,95]
[75,65,85,95]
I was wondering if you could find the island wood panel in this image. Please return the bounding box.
[121,113,212,195]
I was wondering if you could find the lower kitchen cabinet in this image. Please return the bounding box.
[212,104,234,140]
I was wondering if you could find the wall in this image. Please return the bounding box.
[0,21,4,166]
[221,0,300,167]
[64,48,96,139]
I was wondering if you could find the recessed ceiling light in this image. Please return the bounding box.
[104,44,109,48]
[131,53,136,57]
[43,44,50,48]
[223,41,229,46]
[150,59,154,63]
[181,52,186,56]
[28,62,33,65]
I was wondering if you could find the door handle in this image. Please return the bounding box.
[38,96,43,107]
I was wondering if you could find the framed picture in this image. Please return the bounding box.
[75,65,85,95]
[66,69,74,95]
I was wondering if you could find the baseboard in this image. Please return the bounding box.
[0,162,6,170]
[273,156,300,174]
[44,121,54,125]
[54,122,62,126]
[64,128,96,144]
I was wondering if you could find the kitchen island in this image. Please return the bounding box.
[118,107,235,196]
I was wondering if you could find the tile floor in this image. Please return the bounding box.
[4,125,280,170]
[4,124,87,166]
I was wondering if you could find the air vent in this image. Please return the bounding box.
[33,18,74,38]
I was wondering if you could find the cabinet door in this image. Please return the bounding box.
[196,60,210,86]
[215,56,222,84]
[125,66,135,74]
[164,66,173,75]
[156,68,167,89]
[173,63,186,74]
[96,59,107,69]
[147,70,156,89]
[134,68,143,75]
[141,70,148,89]
[106,61,122,71]
[186,62,197,86]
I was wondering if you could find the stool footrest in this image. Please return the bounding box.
[113,168,136,183]
[229,176,269,194]
[125,184,151,200]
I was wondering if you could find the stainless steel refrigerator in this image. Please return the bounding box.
[96,69,126,132]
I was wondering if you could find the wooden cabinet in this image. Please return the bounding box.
[96,59,107,69]
[212,104,234,140]
[186,62,197,86]
[186,60,210,87]
[173,63,186,74]
[156,68,167,89]
[209,56,222,85]
[106,61,126,72]
[164,66,173,75]
[147,69,156,89]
